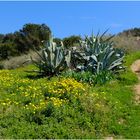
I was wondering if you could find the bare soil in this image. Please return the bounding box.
[131,60,140,104]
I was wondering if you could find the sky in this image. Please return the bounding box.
[0,1,140,38]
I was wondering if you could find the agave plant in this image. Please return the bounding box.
[72,30,125,74]
[31,35,71,77]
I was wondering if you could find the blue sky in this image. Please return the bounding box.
[0,1,140,38]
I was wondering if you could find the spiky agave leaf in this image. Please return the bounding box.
[73,31,125,74]
[31,35,71,76]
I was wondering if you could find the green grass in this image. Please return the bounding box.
[0,51,140,138]
[92,81,140,138]
[124,51,140,66]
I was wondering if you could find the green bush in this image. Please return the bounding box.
[0,23,51,60]
[0,63,4,69]
[0,43,18,60]
[62,70,114,85]
[53,38,62,46]
[63,35,81,48]
[61,70,94,84]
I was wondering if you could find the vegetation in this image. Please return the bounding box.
[0,23,51,60]
[112,27,140,53]
[53,37,62,46]
[63,35,81,48]
[30,31,124,84]
[72,32,124,73]
[0,24,140,138]
[0,51,140,138]
[113,35,140,53]
[118,27,140,37]
[31,35,71,77]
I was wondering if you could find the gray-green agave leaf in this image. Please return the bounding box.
[73,31,125,74]
[31,35,71,76]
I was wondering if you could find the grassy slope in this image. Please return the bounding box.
[0,52,140,138]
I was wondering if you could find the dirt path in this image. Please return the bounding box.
[131,60,140,104]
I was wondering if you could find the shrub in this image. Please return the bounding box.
[62,70,114,85]
[31,35,71,77]
[73,31,125,73]
[61,70,94,84]
[70,31,124,83]
[63,35,81,48]
[53,38,62,46]
[0,63,4,69]
[0,43,18,60]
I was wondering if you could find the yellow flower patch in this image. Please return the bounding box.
[0,70,87,114]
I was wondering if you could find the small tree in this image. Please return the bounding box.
[63,35,81,48]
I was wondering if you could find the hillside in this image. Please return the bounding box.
[118,27,140,37]
[0,50,140,138]
[1,27,140,139]
[112,28,140,53]
[1,27,140,69]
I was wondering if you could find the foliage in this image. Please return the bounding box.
[0,51,140,138]
[1,26,140,138]
[63,35,81,48]
[0,33,18,60]
[31,36,71,76]
[53,38,62,46]
[118,27,140,37]
[92,70,114,85]
[72,31,125,74]
[0,23,51,59]
[0,43,18,60]
[62,70,114,85]
[14,23,51,52]
[61,70,95,84]
[0,34,4,43]
[0,63,4,69]
[0,69,86,114]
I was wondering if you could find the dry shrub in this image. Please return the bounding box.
[113,35,140,53]
[1,50,41,69]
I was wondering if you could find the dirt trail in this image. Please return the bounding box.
[131,59,140,104]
